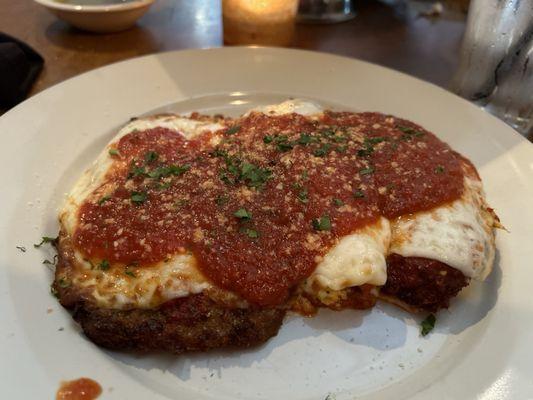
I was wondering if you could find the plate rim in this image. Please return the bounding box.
[3,45,530,147]
[1,46,533,400]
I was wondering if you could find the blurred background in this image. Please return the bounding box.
[2,0,470,92]
[1,0,531,139]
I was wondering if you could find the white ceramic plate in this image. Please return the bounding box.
[1,47,533,400]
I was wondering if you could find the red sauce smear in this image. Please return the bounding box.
[56,378,102,400]
[73,111,464,306]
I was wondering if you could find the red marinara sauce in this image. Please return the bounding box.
[56,378,102,400]
[73,111,465,306]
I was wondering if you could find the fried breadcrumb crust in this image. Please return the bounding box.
[73,294,285,353]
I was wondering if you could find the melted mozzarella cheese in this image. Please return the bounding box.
[306,217,390,292]
[248,99,323,117]
[115,115,224,142]
[70,252,212,309]
[389,177,496,280]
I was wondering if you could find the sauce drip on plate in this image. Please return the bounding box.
[56,378,102,400]
[73,111,464,306]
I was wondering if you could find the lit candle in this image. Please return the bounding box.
[223,0,298,46]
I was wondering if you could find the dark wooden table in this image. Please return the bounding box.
[1,0,465,97]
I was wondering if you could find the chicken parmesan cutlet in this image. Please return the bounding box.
[52,100,499,353]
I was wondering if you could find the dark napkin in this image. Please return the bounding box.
[0,33,44,110]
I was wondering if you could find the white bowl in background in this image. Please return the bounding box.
[33,0,156,33]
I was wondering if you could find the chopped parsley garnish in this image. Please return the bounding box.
[234,208,252,220]
[332,135,348,143]
[398,125,425,140]
[333,198,344,207]
[265,133,321,150]
[297,134,315,145]
[174,199,189,209]
[336,144,348,153]
[264,135,295,152]
[357,136,388,157]
[156,182,171,190]
[227,162,239,177]
[240,162,255,176]
[219,156,272,189]
[359,166,375,175]
[215,194,229,206]
[57,277,70,288]
[43,255,58,267]
[357,146,374,157]
[275,136,294,152]
[435,165,445,174]
[108,148,120,156]
[354,190,365,198]
[174,164,191,175]
[16,245,26,253]
[50,286,59,298]
[98,195,111,205]
[277,142,294,152]
[218,149,236,164]
[211,148,229,158]
[98,260,110,271]
[148,164,190,179]
[365,137,387,145]
[313,143,332,157]
[241,227,259,239]
[129,164,147,178]
[144,151,159,163]
[312,215,332,231]
[125,267,136,277]
[226,125,241,135]
[420,314,436,336]
[220,170,235,185]
[131,191,147,204]
[332,134,348,143]
[357,138,379,157]
[130,154,190,180]
[240,162,272,189]
[320,129,335,138]
[33,236,57,248]
[297,188,309,203]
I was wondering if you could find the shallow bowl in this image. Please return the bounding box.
[33,0,156,33]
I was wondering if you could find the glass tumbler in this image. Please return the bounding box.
[223,0,299,46]
[298,0,356,23]
[450,0,533,138]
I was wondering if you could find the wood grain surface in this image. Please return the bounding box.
[1,0,465,96]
